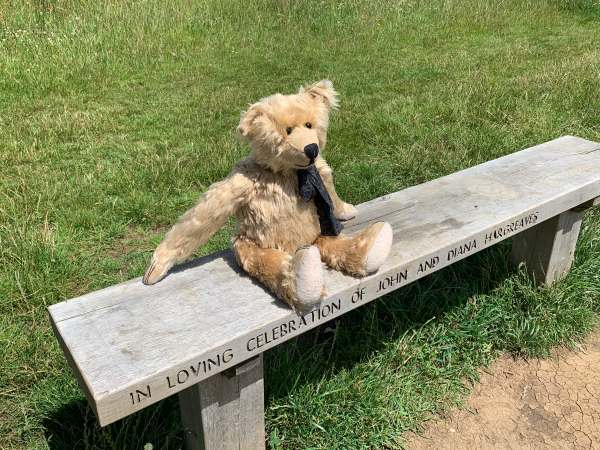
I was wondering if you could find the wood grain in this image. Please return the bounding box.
[178,355,265,450]
[48,136,600,426]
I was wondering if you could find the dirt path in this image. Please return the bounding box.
[405,331,600,450]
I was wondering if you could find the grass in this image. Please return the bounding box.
[1,0,600,448]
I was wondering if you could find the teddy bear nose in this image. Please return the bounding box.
[304,144,319,161]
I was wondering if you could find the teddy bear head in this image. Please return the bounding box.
[237,80,339,172]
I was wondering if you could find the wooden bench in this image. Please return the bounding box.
[49,136,600,449]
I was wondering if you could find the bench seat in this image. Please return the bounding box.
[49,135,600,431]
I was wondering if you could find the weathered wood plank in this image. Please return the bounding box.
[179,355,265,450]
[48,136,600,426]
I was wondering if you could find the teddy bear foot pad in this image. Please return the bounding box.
[365,222,393,273]
[292,245,324,310]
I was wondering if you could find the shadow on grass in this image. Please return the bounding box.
[43,399,95,450]
[43,396,183,450]
[264,242,515,403]
[43,243,514,449]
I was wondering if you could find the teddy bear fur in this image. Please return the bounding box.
[143,80,393,313]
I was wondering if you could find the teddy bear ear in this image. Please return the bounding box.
[237,103,264,139]
[300,80,339,110]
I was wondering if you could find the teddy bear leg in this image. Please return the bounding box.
[315,222,393,277]
[233,237,324,314]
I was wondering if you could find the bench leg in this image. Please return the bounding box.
[511,206,590,285]
[178,354,265,450]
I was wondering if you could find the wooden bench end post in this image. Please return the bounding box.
[511,198,598,285]
[178,354,265,450]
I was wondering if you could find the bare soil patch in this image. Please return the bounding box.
[406,331,600,450]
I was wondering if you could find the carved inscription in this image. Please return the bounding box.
[351,287,366,304]
[166,348,234,389]
[247,320,297,351]
[418,256,440,274]
[485,212,539,245]
[447,239,477,261]
[129,385,151,405]
[376,269,408,293]
[247,299,342,351]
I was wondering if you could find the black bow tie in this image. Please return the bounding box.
[297,166,343,236]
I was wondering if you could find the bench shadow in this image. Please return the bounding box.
[167,249,234,276]
[43,395,183,450]
[263,241,516,404]
[43,399,94,450]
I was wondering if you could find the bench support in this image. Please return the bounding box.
[178,355,265,450]
[511,198,598,285]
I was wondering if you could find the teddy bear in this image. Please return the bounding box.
[143,80,393,314]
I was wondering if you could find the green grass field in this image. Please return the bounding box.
[2,0,600,448]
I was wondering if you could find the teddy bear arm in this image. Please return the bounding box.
[315,158,358,221]
[143,171,253,284]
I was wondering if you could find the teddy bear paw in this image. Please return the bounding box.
[336,203,358,221]
[364,222,393,274]
[142,256,174,285]
[292,245,324,314]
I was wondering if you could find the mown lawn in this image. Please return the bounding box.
[1,0,600,448]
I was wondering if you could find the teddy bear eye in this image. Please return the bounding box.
[286,127,293,135]
[305,122,312,129]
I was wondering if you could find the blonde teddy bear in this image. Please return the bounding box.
[144,80,393,314]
